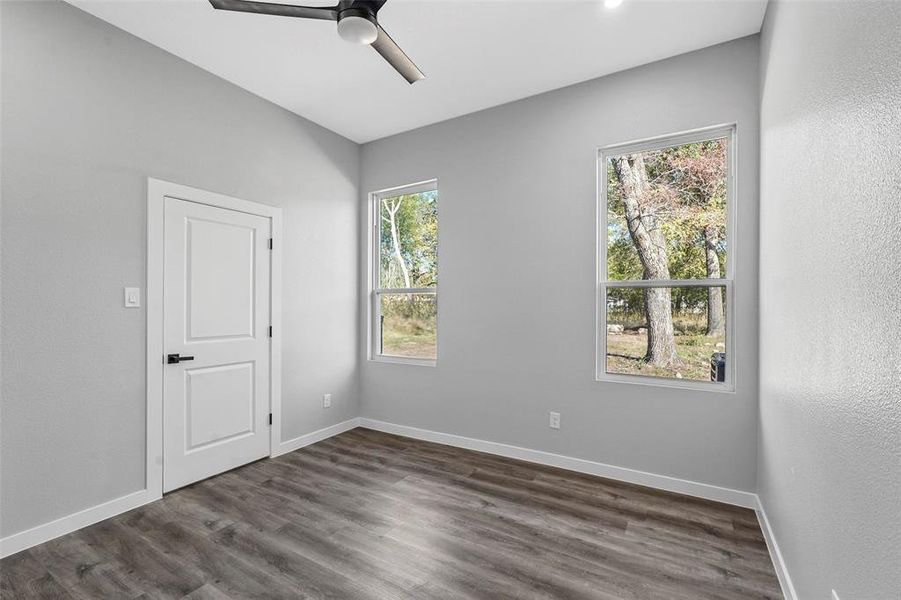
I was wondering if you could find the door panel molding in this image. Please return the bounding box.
[184,361,256,453]
[147,177,283,496]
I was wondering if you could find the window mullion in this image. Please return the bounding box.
[376,287,437,295]
[604,279,730,289]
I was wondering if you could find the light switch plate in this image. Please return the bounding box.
[549,411,561,429]
[124,287,141,308]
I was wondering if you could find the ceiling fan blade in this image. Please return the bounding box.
[371,25,424,84]
[209,0,338,20]
[354,0,387,12]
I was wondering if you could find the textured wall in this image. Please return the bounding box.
[360,37,761,493]
[758,1,901,597]
[1,1,359,537]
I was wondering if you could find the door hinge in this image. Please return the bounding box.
[268,413,273,426]
[268,238,273,250]
[268,325,273,337]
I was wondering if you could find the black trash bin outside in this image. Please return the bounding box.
[710,352,726,382]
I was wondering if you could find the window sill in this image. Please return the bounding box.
[596,372,735,393]
[370,355,437,368]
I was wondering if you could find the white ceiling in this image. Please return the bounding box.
[69,0,768,143]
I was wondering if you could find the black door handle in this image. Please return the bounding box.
[167,353,195,364]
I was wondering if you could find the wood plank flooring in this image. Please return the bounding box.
[1,428,782,599]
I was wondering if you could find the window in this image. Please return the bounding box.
[370,181,438,365]
[598,126,734,390]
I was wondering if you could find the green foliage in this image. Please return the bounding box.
[379,294,437,359]
[381,293,437,323]
[607,286,727,330]
[606,139,727,314]
[606,140,727,288]
[379,191,438,289]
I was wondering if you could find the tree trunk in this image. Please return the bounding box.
[612,156,680,367]
[382,198,411,289]
[704,224,725,336]
[644,287,678,365]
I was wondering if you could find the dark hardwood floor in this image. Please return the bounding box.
[1,428,782,599]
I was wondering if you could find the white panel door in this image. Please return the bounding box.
[163,197,271,492]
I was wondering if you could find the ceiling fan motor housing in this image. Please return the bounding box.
[337,7,378,45]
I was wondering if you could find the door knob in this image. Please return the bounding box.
[167,353,195,364]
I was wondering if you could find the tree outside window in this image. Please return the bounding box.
[601,128,733,386]
[372,184,438,363]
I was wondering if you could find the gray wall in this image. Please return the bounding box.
[1,1,359,537]
[758,2,901,598]
[360,36,761,493]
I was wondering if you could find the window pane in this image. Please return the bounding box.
[379,190,438,289]
[606,138,727,281]
[379,293,437,360]
[605,286,727,382]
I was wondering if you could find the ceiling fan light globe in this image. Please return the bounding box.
[337,16,378,45]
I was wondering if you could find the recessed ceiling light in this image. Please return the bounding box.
[604,0,623,8]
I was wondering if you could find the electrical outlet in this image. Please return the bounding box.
[323,393,332,409]
[549,411,560,429]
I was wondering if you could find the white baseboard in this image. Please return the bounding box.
[273,417,361,457]
[358,418,757,509]
[358,419,800,594]
[0,488,159,559]
[755,496,798,600]
[3,414,792,600]
[1,418,361,558]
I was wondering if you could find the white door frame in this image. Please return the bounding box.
[146,177,283,496]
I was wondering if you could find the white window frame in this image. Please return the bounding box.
[596,124,737,392]
[368,179,438,367]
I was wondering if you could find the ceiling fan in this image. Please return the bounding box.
[208,0,425,84]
